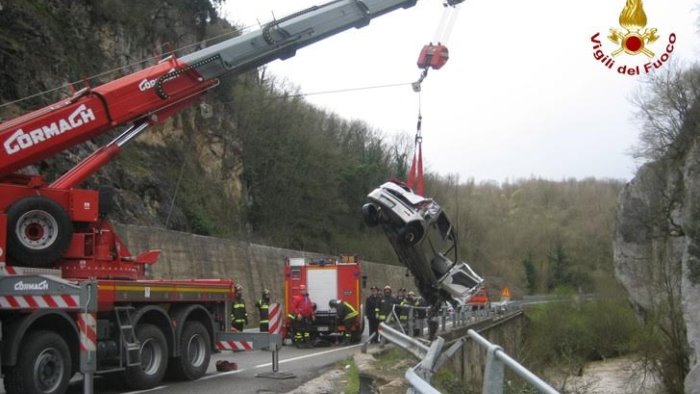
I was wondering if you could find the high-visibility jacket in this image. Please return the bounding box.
[376,295,397,321]
[256,299,270,324]
[336,300,359,321]
[398,299,411,321]
[365,294,379,320]
[231,297,248,324]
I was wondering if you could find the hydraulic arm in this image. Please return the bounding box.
[0,0,431,177]
[0,0,463,278]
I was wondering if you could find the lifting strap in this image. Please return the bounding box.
[406,91,424,196]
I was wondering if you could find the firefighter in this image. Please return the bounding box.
[256,289,271,332]
[365,286,380,343]
[329,299,360,345]
[291,284,315,348]
[398,290,412,330]
[376,285,398,325]
[397,287,407,303]
[408,291,425,337]
[231,285,248,331]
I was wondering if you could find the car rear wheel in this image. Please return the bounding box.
[399,222,423,245]
[361,204,380,227]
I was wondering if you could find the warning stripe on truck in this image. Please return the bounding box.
[77,312,97,352]
[0,294,79,309]
[216,340,254,351]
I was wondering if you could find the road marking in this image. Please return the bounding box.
[198,344,362,382]
[122,385,167,394]
[254,344,362,369]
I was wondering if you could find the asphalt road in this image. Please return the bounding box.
[0,335,368,394]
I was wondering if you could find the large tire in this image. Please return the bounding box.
[6,196,72,267]
[125,324,169,390]
[4,330,72,394]
[168,321,211,381]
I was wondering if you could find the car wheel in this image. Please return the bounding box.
[399,222,423,245]
[6,196,73,268]
[361,204,380,227]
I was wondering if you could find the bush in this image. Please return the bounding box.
[524,289,641,374]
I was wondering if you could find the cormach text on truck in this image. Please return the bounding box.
[0,1,465,393]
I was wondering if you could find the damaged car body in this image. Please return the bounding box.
[362,180,483,312]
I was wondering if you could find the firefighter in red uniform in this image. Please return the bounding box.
[291,284,315,348]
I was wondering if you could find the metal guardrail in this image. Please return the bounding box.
[468,329,559,394]
[374,302,558,394]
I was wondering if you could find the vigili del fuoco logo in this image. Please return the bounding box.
[591,0,676,76]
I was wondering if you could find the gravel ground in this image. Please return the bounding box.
[284,345,411,394]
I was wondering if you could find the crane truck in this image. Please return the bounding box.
[0,1,465,393]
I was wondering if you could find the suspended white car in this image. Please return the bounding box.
[362,180,483,308]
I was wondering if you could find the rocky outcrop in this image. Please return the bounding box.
[614,142,700,393]
[0,1,246,235]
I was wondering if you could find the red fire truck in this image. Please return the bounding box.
[283,256,364,343]
[466,287,490,310]
[0,1,465,392]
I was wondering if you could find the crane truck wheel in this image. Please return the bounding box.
[168,321,211,381]
[125,324,169,390]
[3,330,72,394]
[6,196,72,268]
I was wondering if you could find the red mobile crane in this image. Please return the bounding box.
[0,1,464,393]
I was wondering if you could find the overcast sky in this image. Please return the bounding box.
[220,0,700,183]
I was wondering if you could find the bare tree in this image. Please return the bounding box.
[632,62,700,161]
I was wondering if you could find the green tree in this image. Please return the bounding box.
[522,253,537,294]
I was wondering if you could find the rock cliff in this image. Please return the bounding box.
[0,1,246,235]
[614,141,700,392]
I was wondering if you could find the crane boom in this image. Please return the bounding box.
[0,0,465,278]
[0,0,424,177]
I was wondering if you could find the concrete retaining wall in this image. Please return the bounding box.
[114,224,415,325]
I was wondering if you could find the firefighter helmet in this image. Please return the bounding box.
[384,285,391,291]
[263,288,270,296]
[329,299,338,308]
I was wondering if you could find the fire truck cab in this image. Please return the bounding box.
[466,287,490,310]
[284,256,364,343]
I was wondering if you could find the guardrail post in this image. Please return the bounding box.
[483,343,505,394]
[80,281,97,394]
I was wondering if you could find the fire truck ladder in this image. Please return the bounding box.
[114,306,141,367]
